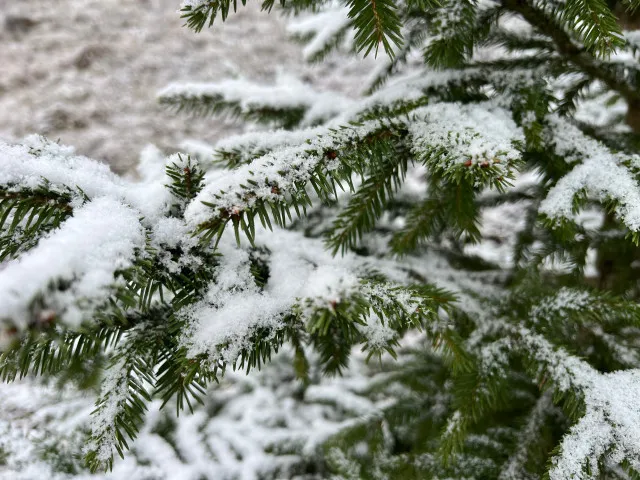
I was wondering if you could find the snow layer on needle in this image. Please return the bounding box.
[540,115,640,231]
[357,314,397,349]
[214,126,326,158]
[85,358,131,464]
[518,331,640,479]
[127,144,174,220]
[180,228,360,363]
[543,114,613,164]
[0,137,172,222]
[548,369,640,479]
[0,136,124,202]
[184,121,380,226]
[179,129,327,168]
[541,156,640,231]
[158,75,355,126]
[480,327,640,478]
[530,287,592,323]
[0,198,145,329]
[409,102,523,168]
[0,350,387,480]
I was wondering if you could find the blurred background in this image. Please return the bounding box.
[0,0,370,173]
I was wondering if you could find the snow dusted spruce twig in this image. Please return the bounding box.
[158,76,354,129]
[184,120,399,246]
[540,114,640,242]
[184,101,529,253]
[497,328,640,480]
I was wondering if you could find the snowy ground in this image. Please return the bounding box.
[0,0,373,173]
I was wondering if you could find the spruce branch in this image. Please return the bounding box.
[560,0,624,57]
[501,0,640,104]
[186,121,401,247]
[84,320,165,472]
[2,0,640,474]
[158,79,346,129]
[158,86,308,129]
[423,0,483,69]
[346,0,404,57]
[0,187,73,261]
[325,132,409,255]
[497,392,557,480]
[0,326,116,383]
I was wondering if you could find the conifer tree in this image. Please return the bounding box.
[1,0,640,478]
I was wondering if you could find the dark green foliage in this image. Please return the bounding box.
[346,0,403,57]
[561,0,624,56]
[0,143,455,472]
[84,326,158,472]
[423,0,480,69]
[325,130,409,254]
[0,326,114,384]
[192,123,401,247]
[0,187,73,261]
[165,155,205,204]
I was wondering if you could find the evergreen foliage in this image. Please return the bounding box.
[2,0,640,478]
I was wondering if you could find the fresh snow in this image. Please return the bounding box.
[0,197,145,331]
[0,136,172,222]
[540,115,640,231]
[180,228,362,363]
[409,102,524,169]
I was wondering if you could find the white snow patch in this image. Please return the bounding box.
[0,198,145,329]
